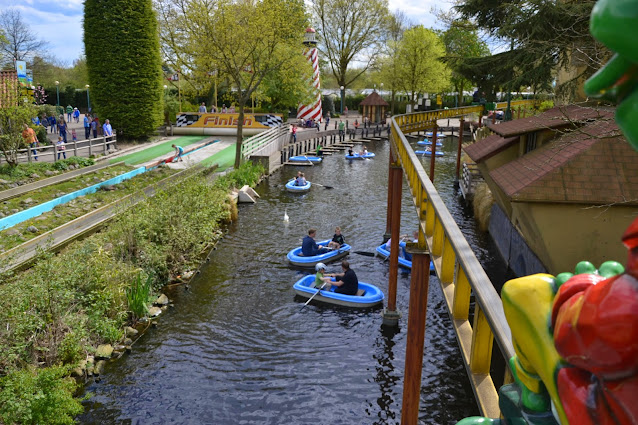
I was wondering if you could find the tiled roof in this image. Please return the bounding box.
[360,91,389,106]
[464,134,519,163]
[487,105,615,138]
[489,118,638,204]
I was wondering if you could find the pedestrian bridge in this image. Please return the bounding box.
[384,101,536,423]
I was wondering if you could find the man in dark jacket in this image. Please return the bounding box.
[301,229,329,256]
[327,260,358,295]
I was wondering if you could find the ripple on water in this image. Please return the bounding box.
[79,140,492,424]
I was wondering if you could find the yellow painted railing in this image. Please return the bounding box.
[390,109,515,418]
[494,99,538,110]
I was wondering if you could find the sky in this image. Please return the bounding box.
[0,0,453,67]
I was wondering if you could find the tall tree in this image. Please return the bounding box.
[396,26,450,109]
[84,0,163,139]
[456,0,606,100]
[441,20,489,106]
[0,9,47,66]
[378,10,410,114]
[312,0,390,91]
[158,0,309,168]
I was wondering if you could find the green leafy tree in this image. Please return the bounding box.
[0,105,36,167]
[396,26,450,109]
[456,0,606,100]
[84,0,163,139]
[158,0,309,168]
[441,20,489,106]
[312,0,390,92]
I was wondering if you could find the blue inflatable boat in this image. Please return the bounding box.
[376,241,435,271]
[425,132,446,138]
[285,179,311,193]
[416,150,444,156]
[287,239,351,267]
[345,152,375,160]
[417,140,443,147]
[289,156,323,163]
[293,275,384,308]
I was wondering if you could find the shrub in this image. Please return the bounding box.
[538,100,554,112]
[35,125,49,146]
[0,365,84,425]
[213,160,265,190]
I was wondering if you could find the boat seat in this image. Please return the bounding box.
[357,289,366,296]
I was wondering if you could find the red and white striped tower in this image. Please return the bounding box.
[297,28,322,123]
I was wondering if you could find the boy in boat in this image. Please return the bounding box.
[313,263,332,289]
[328,226,345,249]
[360,146,368,155]
[322,260,358,295]
[347,148,354,157]
[301,229,329,256]
[172,144,184,162]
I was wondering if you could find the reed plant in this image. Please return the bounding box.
[126,273,152,321]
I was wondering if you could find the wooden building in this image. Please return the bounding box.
[464,105,638,275]
[360,91,389,124]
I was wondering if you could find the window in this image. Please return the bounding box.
[525,132,537,153]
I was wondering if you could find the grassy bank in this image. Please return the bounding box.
[0,161,265,424]
[0,157,96,186]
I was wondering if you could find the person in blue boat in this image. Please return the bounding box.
[295,172,307,186]
[324,260,358,295]
[327,226,345,249]
[301,228,329,256]
[313,263,332,289]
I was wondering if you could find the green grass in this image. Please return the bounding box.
[199,144,237,171]
[110,136,208,165]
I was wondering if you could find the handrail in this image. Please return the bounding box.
[390,108,514,418]
[493,99,538,110]
[241,125,287,158]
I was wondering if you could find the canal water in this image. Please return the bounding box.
[78,135,513,424]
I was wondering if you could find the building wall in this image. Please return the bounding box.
[510,201,637,274]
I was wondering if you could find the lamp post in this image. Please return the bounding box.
[55,81,60,112]
[340,85,344,114]
[85,84,90,112]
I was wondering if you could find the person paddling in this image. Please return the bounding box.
[322,260,358,295]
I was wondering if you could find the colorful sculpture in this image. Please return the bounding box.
[458,4,638,423]
[584,0,638,151]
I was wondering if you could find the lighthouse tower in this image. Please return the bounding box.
[297,28,322,123]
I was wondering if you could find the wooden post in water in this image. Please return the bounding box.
[456,118,465,181]
[384,149,395,241]
[383,155,402,327]
[429,124,438,182]
[400,239,431,425]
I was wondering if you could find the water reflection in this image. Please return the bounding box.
[77,136,509,424]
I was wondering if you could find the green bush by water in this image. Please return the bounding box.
[0,164,265,423]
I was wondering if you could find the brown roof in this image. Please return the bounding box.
[489,118,638,204]
[464,134,520,162]
[360,91,389,106]
[487,105,615,138]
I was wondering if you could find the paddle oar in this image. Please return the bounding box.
[354,251,376,257]
[301,281,328,310]
[303,155,314,166]
[313,182,334,189]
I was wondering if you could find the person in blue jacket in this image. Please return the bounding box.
[171,144,184,162]
[301,229,329,256]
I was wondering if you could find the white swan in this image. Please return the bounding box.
[283,209,289,222]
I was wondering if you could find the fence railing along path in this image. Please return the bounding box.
[4,133,119,165]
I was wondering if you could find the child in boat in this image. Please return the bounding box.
[360,146,368,155]
[328,226,345,249]
[348,148,354,156]
[295,172,307,186]
[313,263,333,289]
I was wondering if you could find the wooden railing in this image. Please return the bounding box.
[390,109,514,418]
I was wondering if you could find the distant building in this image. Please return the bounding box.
[360,91,389,124]
[464,105,638,275]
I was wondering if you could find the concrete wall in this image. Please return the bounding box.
[489,203,547,277]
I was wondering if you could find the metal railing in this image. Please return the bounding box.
[4,134,119,164]
[390,109,515,418]
[241,125,288,159]
[493,99,538,110]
